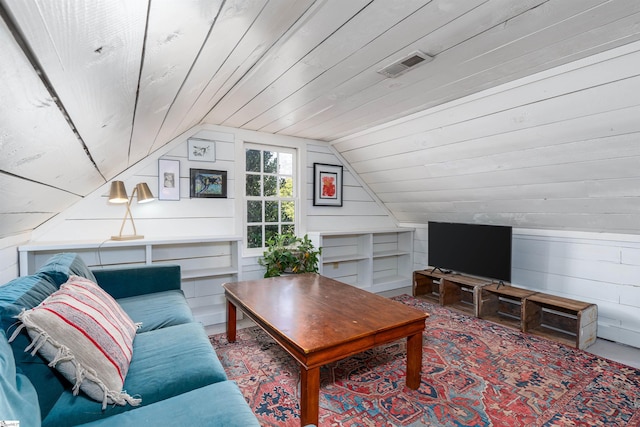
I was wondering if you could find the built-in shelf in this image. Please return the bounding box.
[309,228,414,293]
[322,253,370,263]
[18,236,242,327]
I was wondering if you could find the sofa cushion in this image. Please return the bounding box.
[117,290,194,332]
[42,322,228,427]
[92,265,182,299]
[36,253,97,287]
[14,276,139,410]
[0,273,66,418]
[0,273,58,331]
[0,330,42,427]
[74,380,260,427]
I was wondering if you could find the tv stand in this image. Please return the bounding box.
[414,268,598,349]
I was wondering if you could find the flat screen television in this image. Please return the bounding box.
[428,221,512,282]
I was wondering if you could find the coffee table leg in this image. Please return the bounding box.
[227,300,237,342]
[406,331,422,389]
[300,366,320,426]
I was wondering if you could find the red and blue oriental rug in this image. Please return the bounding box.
[210,295,640,426]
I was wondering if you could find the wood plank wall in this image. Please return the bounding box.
[0,232,30,284]
[305,142,396,232]
[5,124,393,278]
[26,124,394,242]
[333,41,640,235]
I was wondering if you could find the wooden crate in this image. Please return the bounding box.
[413,270,442,305]
[440,277,485,316]
[478,284,538,330]
[413,269,489,316]
[523,293,598,349]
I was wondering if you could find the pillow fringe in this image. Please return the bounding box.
[7,321,26,343]
[13,309,142,411]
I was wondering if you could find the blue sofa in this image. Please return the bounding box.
[0,253,260,426]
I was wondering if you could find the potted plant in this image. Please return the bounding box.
[258,233,322,278]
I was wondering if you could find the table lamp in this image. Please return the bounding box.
[109,181,155,240]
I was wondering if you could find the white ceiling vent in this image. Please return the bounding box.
[377,51,434,78]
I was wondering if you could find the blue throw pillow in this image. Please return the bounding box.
[36,253,97,286]
[0,330,41,426]
[0,273,58,331]
[0,273,66,419]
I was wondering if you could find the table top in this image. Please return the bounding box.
[223,273,428,355]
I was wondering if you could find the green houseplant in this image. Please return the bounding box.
[258,233,322,278]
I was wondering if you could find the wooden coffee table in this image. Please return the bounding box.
[223,273,428,426]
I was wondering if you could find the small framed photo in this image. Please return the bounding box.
[313,163,343,206]
[187,138,216,162]
[190,168,227,198]
[158,159,180,201]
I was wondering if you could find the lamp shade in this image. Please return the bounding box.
[108,181,129,203]
[136,182,155,203]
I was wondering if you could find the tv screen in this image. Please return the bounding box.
[428,221,512,282]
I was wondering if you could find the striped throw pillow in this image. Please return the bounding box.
[13,275,140,409]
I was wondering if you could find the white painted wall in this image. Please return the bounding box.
[306,142,396,232]
[512,229,640,348]
[333,41,640,235]
[0,232,30,284]
[6,124,394,280]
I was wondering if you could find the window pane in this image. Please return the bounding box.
[247,200,262,223]
[265,201,278,222]
[279,177,293,197]
[246,174,261,196]
[279,152,293,175]
[246,149,261,172]
[247,225,262,249]
[281,201,295,222]
[265,225,279,244]
[281,224,295,236]
[264,151,277,173]
[264,176,277,197]
[245,145,296,251]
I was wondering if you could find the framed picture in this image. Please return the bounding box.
[190,168,227,198]
[187,138,216,162]
[158,159,180,200]
[313,163,343,206]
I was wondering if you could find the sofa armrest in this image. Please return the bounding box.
[91,265,181,299]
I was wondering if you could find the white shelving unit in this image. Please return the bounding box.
[18,236,242,327]
[308,228,414,293]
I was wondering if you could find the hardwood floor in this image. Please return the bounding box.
[587,338,640,369]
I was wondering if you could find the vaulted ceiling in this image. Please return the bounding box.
[1,0,640,239]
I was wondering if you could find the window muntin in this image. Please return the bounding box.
[245,146,296,249]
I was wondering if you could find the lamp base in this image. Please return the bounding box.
[111,234,144,241]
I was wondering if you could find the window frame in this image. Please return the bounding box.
[243,142,302,256]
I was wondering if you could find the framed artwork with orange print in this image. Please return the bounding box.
[313,163,342,207]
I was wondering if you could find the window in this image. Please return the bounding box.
[245,144,296,249]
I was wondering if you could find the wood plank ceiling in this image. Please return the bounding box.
[1,0,639,238]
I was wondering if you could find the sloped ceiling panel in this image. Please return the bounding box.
[0,15,103,195]
[1,0,640,239]
[129,0,224,160]
[3,0,148,177]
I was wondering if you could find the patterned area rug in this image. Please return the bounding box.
[210,295,640,426]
